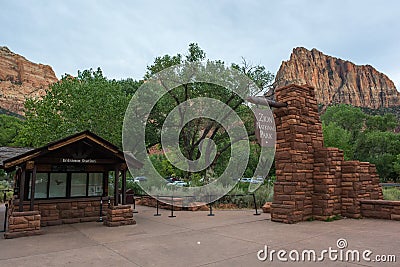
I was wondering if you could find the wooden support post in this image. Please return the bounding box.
[103,172,108,197]
[30,164,37,211]
[19,169,26,212]
[114,167,119,206]
[121,169,127,205]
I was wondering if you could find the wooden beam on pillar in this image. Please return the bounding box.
[19,168,26,212]
[121,169,127,205]
[30,164,37,211]
[114,167,119,206]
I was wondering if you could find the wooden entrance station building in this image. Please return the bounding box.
[1,131,142,237]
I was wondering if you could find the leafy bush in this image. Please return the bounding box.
[0,182,13,202]
[217,182,274,209]
[382,187,400,200]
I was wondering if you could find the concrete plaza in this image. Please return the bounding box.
[0,204,398,266]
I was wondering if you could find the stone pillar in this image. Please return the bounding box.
[341,161,383,218]
[104,204,135,227]
[271,84,321,223]
[312,148,343,220]
[271,84,385,223]
[4,210,43,239]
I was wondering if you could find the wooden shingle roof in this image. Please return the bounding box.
[0,147,33,168]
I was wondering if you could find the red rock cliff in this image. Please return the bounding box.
[273,47,400,109]
[0,46,58,115]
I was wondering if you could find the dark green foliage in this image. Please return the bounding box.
[321,104,366,140]
[20,68,132,148]
[11,43,273,184]
[361,106,400,120]
[321,104,400,182]
[322,122,353,160]
[143,43,274,180]
[0,114,24,146]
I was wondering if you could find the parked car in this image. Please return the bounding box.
[134,176,147,182]
[167,180,188,187]
[165,176,180,183]
[250,177,264,184]
[240,178,252,183]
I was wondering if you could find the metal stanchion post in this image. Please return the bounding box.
[252,193,261,215]
[208,194,214,216]
[132,194,138,213]
[169,196,176,218]
[154,195,161,216]
[97,196,103,222]
[3,203,9,232]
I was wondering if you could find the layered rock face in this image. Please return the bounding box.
[0,46,58,115]
[273,47,400,109]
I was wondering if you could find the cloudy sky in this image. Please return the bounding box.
[2,0,399,88]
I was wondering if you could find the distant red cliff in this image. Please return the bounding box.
[0,46,58,115]
[273,47,400,109]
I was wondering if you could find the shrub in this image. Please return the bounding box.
[382,187,400,200]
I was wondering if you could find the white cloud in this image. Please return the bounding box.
[0,0,399,89]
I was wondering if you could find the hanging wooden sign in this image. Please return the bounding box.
[254,108,275,147]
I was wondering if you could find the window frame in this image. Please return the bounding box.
[27,172,104,200]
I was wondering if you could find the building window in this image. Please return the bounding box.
[49,173,67,198]
[28,172,103,199]
[28,173,48,199]
[88,173,103,196]
[71,173,87,197]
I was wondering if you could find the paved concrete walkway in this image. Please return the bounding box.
[0,205,398,266]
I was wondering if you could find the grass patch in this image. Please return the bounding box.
[324,215,342,222]
[382,187,400,200]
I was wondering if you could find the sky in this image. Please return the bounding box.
[1,0,399,89]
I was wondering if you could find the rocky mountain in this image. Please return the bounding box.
[0,46,58,115]
[273,47,400,109]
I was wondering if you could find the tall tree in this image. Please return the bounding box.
[0,114,24,146]
[20,68,138,147]
[142,43,274,179]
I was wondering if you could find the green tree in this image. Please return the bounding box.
[321,104,366,140]
[354,131,400,182]
[365,113,398,132]
[393,154,400,179]
[321,104,400,182]
[143,43,274,180]
[0,114,24,146]
[322,122,353,160]
[20,68,135,148]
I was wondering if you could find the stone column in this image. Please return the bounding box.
[4,211,43,239]
[271,84,321,223]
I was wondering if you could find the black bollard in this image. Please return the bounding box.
[252,193,261,215]
[208,194,214,216]
[154,196,161,216]
[97,196,103,222]
[3,203,8,232]
[169,196,176,218]
[132,194,138,213]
